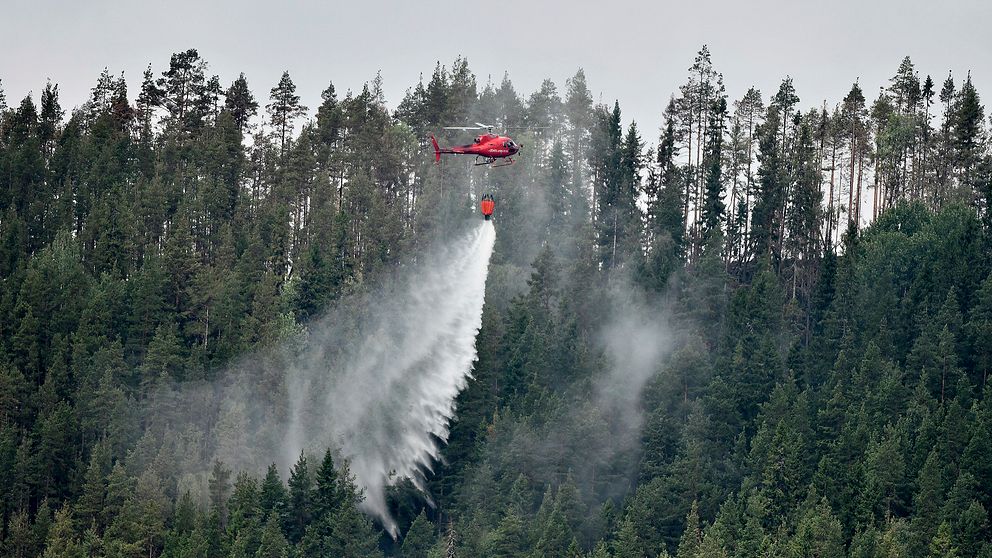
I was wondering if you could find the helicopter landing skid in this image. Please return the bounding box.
[474,156,514,168]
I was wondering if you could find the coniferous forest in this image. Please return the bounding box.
[2,46,992,557]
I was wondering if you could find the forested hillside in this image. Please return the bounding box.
[1,46,991,557]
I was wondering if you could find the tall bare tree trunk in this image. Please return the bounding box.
[743,112,755,259]
[684,105,693,238]
[828,140,837,246]
[848,125,856,228]
[856,150,864,227]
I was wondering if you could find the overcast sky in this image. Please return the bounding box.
[2,0,990,142]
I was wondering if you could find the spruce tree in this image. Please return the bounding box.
[401,510,434,558]
[259,463,287,519]
[257,512,289,558]
[675,501,702,558]
[285,452,312,543]
[225,73,258,134]
[750,107,784,263]
[700,98,727,240]
[208,460,233,526]
[950,75,985,190]
[41,505,83,558]
[313,449,344,520]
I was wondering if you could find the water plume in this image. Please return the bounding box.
[284,221,496,535]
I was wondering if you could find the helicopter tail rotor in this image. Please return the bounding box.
[430,134,441,163]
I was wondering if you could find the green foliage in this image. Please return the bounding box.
[1,48,990,558]
[401,510,435,558]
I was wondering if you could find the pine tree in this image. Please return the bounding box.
[882,59,920,203]
[732,87,764,259]
[34,401,76,502]
[119,468,169,557]
[156,48,209,128]
[565,69,594,189]
[267,71,307,155]
[590,541,612,558]
[135,64,159,135]
[771,77,800,146]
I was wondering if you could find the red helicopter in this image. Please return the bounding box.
[430,123,521,167]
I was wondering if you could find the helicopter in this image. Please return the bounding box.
[430,123,521,167]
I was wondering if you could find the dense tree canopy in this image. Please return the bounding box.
[1,47,991,557]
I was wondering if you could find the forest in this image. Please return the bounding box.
[1,45,991,557]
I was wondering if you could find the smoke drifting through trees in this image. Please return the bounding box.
[565,282,679,518]
[595,282,676,436]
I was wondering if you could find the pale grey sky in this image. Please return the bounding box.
[2,0,990,139]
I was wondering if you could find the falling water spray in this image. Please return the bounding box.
[283,221,497,536]
[143,221,497,538]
